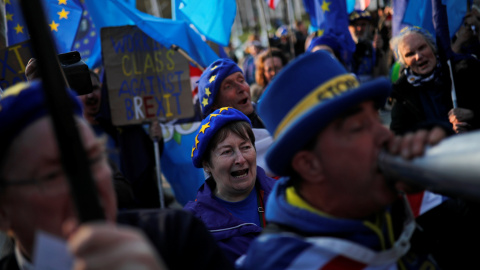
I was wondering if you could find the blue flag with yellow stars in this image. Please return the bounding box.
[5,0,102,68]
[5,0,29,46]
[302,0,355,63]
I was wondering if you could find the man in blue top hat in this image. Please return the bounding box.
[237,51,480,269]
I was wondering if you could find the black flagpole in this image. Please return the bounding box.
[19,0,104,222]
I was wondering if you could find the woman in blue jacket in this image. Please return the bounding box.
[184,107,276,263]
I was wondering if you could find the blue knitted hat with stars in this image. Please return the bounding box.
[191,107,251,168]
[197,58,243,118]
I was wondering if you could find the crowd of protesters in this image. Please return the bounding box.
[1,3,480,270]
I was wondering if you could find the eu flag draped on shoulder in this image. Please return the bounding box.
[302,0,356,64]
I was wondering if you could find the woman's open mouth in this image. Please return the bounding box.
[231,168,249,178]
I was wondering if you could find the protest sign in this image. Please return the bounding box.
[101,26,194,126]
[0,40,32,90]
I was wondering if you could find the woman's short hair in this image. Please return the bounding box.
[390,26,437,65]
[203,121,255,168]
[255,48,288,87]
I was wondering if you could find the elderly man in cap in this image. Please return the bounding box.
[0,81,233,269]
[348,10,388,82]
[198,58,274,175]
[237,51,480,269]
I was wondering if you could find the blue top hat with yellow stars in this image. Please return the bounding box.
[0,80,83,162]
[258,51,391,176]
[191,107,251,168]
[197,58,242,118]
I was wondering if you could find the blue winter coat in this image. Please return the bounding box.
[184,166,276,263]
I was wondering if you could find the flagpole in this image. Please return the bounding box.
[286,0,296,59]
[19,0,104,222]
[153,138,165,209]
[171,44,205,71]
[256,0,270,48]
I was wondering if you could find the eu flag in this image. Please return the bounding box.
[178,0,236,47]
[303,0,355,62]
[5,0,30,46]
[5,0,102,68]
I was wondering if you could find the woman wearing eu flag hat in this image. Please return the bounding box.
[184,107,276,263]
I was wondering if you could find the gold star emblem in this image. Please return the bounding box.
[195,135,200,148]
[208,113,220,120]
[49,20,59,32]
[58,0,67,5]
[205,88,211,97]
[211,65,218,70]
[321,0,331,12]
[199,122,211,134]
[58,8,70,19]
[6,12,13,21]
[209,75,216,83]
[191,147,195,158]
[202,97,209,107]
[317,29,324,37]
[219,107,230,113]
[14,24,24,34]
[83,39,89,45]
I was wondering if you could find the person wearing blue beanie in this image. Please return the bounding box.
[197,58,265,129]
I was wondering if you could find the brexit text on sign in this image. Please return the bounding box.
[0,41,32,90]
[101,26,194,126]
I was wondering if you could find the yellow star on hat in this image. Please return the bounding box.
[199,122,211,134]
[209,75,216,83]
[202,97,209,107]
[208,113,220,120]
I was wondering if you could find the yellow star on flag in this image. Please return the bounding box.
[219,107,230,113]
[199,122,211,134]
[14,24,24,34]
[209,75,216,83]
[6,13,13,21]
[208,113,220,120]
[58,8,70,19]
[49,20,59,32]
[58,0,67,5]
[317,29,325,37]
[205,88,211,97]
[195,135,200,148]
[191,147,195,158]
[211,65,218,70]
[5,0,11,5]
[202,97,209,107]
[321,0,331,12]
